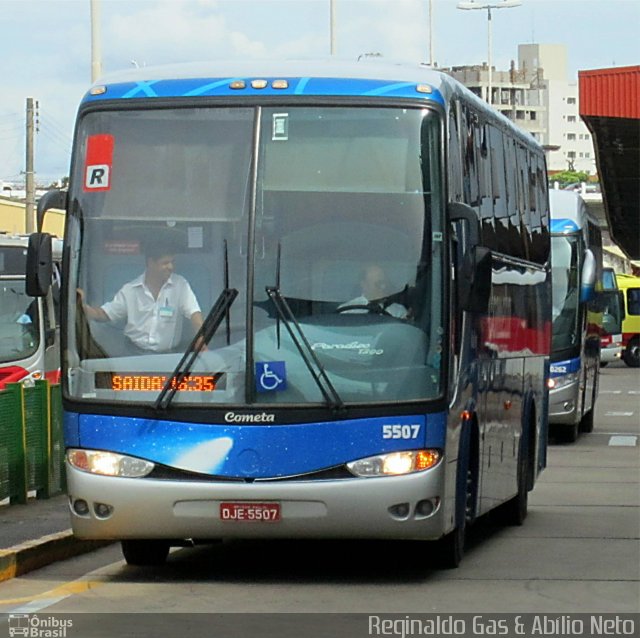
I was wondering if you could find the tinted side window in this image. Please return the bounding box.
[628,289,640,316]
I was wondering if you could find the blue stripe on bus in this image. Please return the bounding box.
[83,77,445,105]
[549,357,581,377]
[550,218,580,233]
[69,411,446,479]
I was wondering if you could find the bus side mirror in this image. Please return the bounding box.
[447,202,480,248]
[447,202,492,314]
[37,189,67,232]
[580,249,596,303]
[26,233,53,297]
[618,290,626,321]
[461,246,492,314]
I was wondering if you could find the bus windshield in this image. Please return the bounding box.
[67,105,445,407]
[0,278,39,364]
[551,234,580,352]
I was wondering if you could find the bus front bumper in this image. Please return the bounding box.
[66,462,450,542]
[600,344,622,364]
[548,379,580,425]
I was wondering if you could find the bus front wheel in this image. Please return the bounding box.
[121,540,170,566]
[435,520,465,569]
[579,380,598,434]
[435,449,475,569]
[556,420,579,443]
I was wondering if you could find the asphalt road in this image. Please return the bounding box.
[0,362,637,636]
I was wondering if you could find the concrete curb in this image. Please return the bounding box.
[0,531,112,583]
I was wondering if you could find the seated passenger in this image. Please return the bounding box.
[339,264,409,319]
[78,235,204,353]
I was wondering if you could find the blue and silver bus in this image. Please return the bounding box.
[548,189,602,442]
[30,60,551,568]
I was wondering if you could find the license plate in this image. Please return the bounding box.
[220,502,281,522]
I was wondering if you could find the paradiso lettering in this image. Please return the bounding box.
[312,341,383,356]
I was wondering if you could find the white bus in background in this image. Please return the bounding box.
[0,234,62,389]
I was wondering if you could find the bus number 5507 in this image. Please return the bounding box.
[382,424,420,440]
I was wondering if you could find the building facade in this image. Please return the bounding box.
[445,43,596,175]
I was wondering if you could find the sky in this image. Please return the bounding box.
[1,0,638,184]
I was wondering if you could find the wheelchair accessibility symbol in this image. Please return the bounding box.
[256,361,287,393]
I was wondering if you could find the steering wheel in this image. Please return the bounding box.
[336,304,393,317]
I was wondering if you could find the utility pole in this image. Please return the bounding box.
[91,0,103,82]
[428,0,434,66]
[25,97,36,233]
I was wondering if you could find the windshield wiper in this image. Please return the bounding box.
[155,287,238,411]
[156,240,237,411]
[266,284,344,413]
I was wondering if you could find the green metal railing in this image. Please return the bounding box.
[0,380,65,504]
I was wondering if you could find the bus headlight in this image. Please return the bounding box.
[67,449,155,477]
[548,372,578,391]
[346,449,441,477]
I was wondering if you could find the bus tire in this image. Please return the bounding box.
[579,409,594,434]
[435,427,477,569]
[435,520,465,569]
[579,381,597,434]
[121,540,170,566]
[622,337,640,368]
[497,434,529,526]
[556,420,579,444]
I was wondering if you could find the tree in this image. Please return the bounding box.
[549,170,590,186]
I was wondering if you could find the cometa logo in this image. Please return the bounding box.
[224,412,275,423]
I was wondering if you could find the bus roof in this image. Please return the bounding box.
[549,189,597,233]
[616,273,640,289]
[84,58,540,151]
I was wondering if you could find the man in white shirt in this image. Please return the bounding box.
[79,245,204,353]
[339,264,408,319]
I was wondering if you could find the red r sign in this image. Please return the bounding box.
[84,134,114,191]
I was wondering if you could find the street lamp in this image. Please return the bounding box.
[456,0,521,106]
[330,0,336,56]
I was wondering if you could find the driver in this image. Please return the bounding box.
[339,264,409,319]
[78,234,205,353]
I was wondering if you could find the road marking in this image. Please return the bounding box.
[597,431,640,435]
[608,436,638,447]
[7,595,71,613]
[0,580,102,612]
[604,411,635,417]
[600,390,640,396]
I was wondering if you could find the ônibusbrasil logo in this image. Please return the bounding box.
[8,615,73,638]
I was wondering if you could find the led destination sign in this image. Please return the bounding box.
[95,372,225,392]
